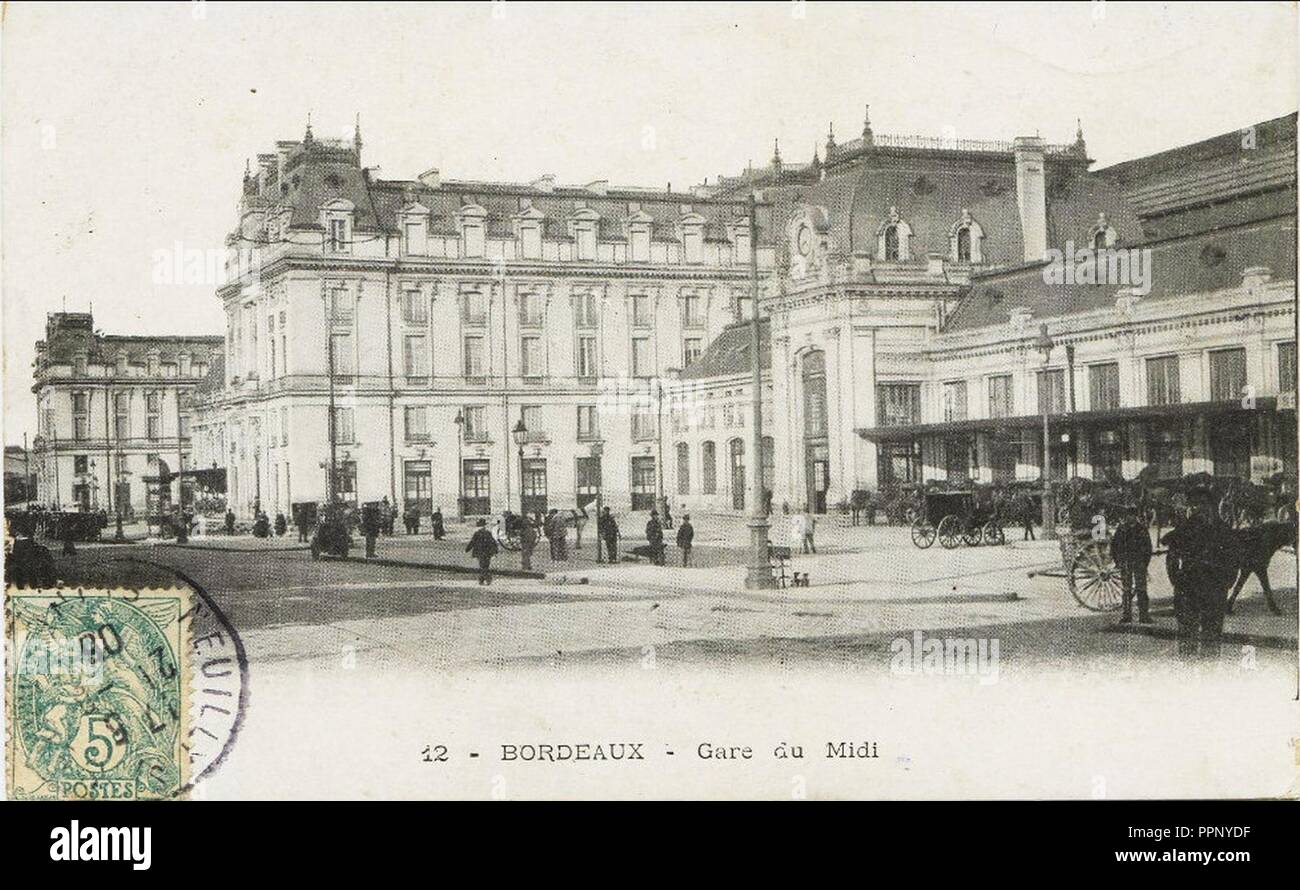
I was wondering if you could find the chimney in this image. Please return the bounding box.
[418,167,441,189]
[1013,136,1047,262]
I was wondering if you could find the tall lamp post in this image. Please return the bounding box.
[590,440,604,562]
[744,192,774,589]
[454,409,465,520]
[1035,324,1058,541]
[512,419,528,521]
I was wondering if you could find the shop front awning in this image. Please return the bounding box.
[141,466,227,492]
[857,397,1290,442]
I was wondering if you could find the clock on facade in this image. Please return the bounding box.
[796,224,812,256]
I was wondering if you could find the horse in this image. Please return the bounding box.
[1226,519,1297,615]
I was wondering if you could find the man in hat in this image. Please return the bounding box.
[1110,504,1152,624]
[645,510,665,566]
[1161,485,1241,657]
[466,518,499,585]
[598,506,620,562]
[676,513,695,566]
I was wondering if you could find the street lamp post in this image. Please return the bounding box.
[590,440,605,563]
[744,192,774,589]
[512,419,528,522]
[454,410,465,520]
[1035,324,1057,541]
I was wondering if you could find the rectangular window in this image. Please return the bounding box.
[518,291,543,327]
[332,407,355,444]
[576,336,598,380]
[682,227,703,263]
[942,381,968,422]
[328,285,353,323]
[1146,355,1181,406]
[632,337,653,378]
[178,415,191,439]
[577,405,599,440]
[573,292,598,328]
[404,460,432,510]
[403,222,424,256]
[683,337,703,368]
[72,391,90,440]
[280,407,288,446]
[631,294,652,327]
[1089,362,1121,411]
[631,407,656,441]
[1209,347,1247,402]
[520,405,544,438]
[462,459,491,515]
[1037,369,1067,415]
[520,225,542,259]
[876,383,921,427]
[461,290,487,324]
[1278,341,1296,392]
[404,335,428,380]
[463,405,487,441]
[576,227,597,261]
[520,336,543,378]
[630,228,650,262]
[575,456,601,509]
[331,333,354,380]
[463,336,485,378]
[402,289,427,323]
[988,375,1014,418]
[146,391,161,440]
[681,294,703,328]
[328,218,348,253]
[114,393,130,439]
[74,455,89,475]
[462,224,484,258]
[404,406,429,442]
[701,441,717,494]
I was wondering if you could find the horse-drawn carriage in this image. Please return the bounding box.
[879,482,923,526]
[910,485,1006,549]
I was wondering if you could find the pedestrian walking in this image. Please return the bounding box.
[1111,505,1152,624]
[466,518,499,585]
[599,506,620,562]
[224,509,236,536]
[645,510,665,566]
[295,507,311,543]
[676,514,695,566]
[361,503,381,558]
[1019,493,1036,541]
[801,506,817,554]
[431,507,445,540]
[1160,485,1242,657]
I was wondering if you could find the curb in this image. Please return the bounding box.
[335,554,545,580]
[157,541,311,553]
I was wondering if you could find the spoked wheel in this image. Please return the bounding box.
[1068,542,1124,612]
[910,519,937,549]
[982,521,1005,546]
[961,524,982,547]
[937,515,962,550]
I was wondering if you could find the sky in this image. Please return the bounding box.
[2,0,1297,445]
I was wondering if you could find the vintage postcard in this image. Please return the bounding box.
[2,0,1298,802]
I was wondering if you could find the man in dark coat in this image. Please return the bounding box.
[1110,505,1152,624]
[361,504,381,558]
[519,516,538,572]
[274,512,288,537]
[430,507,445,540]
[676,514,695,566]
[224,509,236,536]
[598,507,619,563]
[645,511,665,566]
[466,518,499,585]
[1160,487,1242,657]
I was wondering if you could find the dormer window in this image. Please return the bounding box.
[521,224,542,259]
[1088,212,1118,250]
[400,204,429,256]
[73,354,88,376]
[950,210,984,264]
[322,199,355,255]
[680,213,705,264]
[732,222,751,264]
[458,204,487,258]
[570,208,600,262]
[628,210,653,262]
[877,208,913,262]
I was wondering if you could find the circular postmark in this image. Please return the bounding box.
[7,559,249,800]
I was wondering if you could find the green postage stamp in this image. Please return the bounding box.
[6,587,191,800]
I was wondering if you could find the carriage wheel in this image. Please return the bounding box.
[982,521,1005,546]
[910,519,937,549]
[1068,542,1124,612]
[937,515,962,549]
[961,524,983,547]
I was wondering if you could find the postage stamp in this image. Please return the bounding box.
[6,587,191,800]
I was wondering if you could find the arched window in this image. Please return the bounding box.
[956,227,971,262]
[701,441,717,494]
[676,442,690,495]
[949,210,984,264]
[883,226,900,261]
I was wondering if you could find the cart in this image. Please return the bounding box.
[910,488,1005,549]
